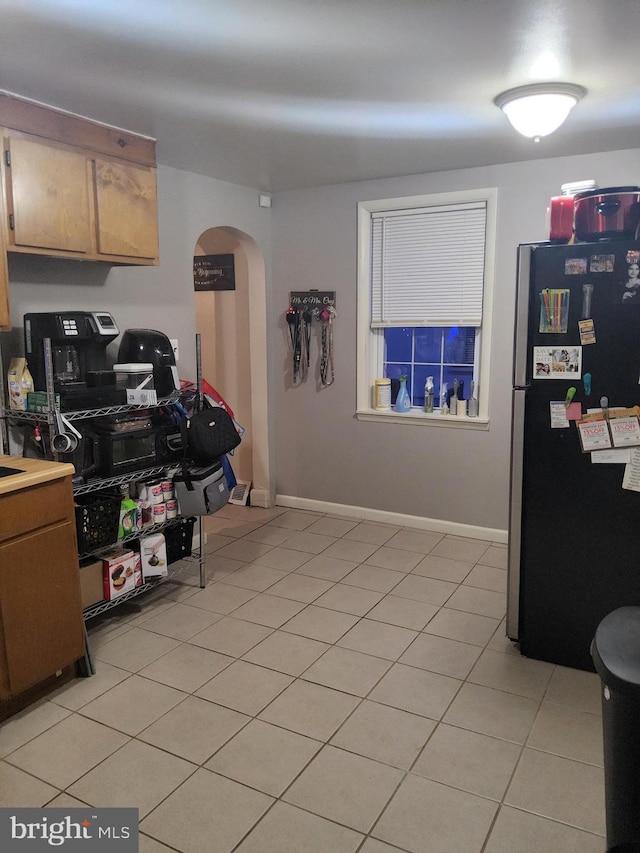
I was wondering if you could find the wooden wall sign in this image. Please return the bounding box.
[289,290,336,310]
[193,254,235,291]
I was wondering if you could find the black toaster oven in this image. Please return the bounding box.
[94,423,183,477]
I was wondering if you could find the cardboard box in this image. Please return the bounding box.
[79,560,105,609]
[131,551,143,588]
[27,391,60,412]
[102,548,141,601]
[140,533,168,580]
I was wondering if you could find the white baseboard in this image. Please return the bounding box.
[250,488,275,508]
[275,494,508,544]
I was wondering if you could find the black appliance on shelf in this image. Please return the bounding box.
[117,329,179,398]
[508,239,640,671]
[24,311,125,410]
[91,412,184,478]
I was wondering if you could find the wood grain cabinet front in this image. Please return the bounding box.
[0,476,84,701]
[94,158,159,260]
[3,132,159,265]
[0,169,9,331]
[6,135,92,254]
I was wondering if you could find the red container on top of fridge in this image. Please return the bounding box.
[548,180,597,243]
[574,186,640,242]
[549,195,575,243]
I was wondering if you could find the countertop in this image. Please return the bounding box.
[0,455,75,496]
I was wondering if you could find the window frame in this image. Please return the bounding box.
[356,187,497,429]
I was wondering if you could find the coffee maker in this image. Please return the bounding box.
[24,312,123,409]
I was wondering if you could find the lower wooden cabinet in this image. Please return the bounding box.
[0,476,85,699]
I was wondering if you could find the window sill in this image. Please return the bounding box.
[356,408,490,430]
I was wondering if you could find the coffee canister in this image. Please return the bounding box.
[374,378,391,410]
[152,503,166,525]
[165,499,178,519]
[161,480,174,500]
[148,481,164,505]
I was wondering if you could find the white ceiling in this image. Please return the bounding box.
[1,0,638,192]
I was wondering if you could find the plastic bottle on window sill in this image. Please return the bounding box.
[394,375,411,413]
[440,382,449,415]
[424,376,434,413]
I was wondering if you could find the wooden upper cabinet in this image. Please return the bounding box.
[94,158,159,259]
[0,92,159,266]
[0,165,10,330]
[7,135,92,254]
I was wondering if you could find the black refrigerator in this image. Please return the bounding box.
[508,239,640,671]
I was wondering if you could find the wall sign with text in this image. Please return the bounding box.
[193,254,235,291]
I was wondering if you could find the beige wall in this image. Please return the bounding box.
[194,229,252,484]
[270,147,640,534]
[1,163,274,496]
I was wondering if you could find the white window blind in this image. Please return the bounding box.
[371,201,487,327]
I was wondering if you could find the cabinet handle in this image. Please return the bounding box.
[4,149,10,167]
[8,214,14,231]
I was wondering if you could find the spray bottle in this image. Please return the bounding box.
[424,376,434,413]
[440,382,449,415]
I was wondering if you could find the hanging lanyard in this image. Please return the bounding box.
[288,302,335,387]
[320,306,335,387]
[286,307,302,385]
[299,309,311,382]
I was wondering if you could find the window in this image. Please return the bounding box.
[384,326,477,409]
[357,188,497,426]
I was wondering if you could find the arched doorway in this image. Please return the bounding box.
[193,227,272,506]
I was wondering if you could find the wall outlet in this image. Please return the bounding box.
[170,338,179,362]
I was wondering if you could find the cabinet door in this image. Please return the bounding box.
[0,167,9,330]
[0,521,84,695]
[94,158,159,260]
[6,136,92,253]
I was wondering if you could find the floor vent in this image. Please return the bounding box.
[228,480,252,506]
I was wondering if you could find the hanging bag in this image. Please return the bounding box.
[183,399,241,465]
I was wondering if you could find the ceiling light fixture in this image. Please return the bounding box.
[494,82,587,142]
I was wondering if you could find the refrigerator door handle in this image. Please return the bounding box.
[513,245,533,388]
[507,388,526,640]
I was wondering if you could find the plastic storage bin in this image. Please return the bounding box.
[592,606,640,852]
[74,491,121,554]
[112,362,155,390]
[165,517,196,564]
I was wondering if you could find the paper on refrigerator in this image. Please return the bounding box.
[623,448,640,491]
[533,346,582,379]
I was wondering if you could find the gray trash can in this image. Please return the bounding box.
[591,606,640,852]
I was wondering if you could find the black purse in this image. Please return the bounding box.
[185,400,241,465]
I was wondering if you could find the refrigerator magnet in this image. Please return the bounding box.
[577,418,612,452]
[565,258,587,275]
[578,319,596,345]
[533,346,582,378]
[538,289,570,333]
[590,254,615,273]
[621,262,640,303]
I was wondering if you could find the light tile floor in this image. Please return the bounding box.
[0,505,607,853]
